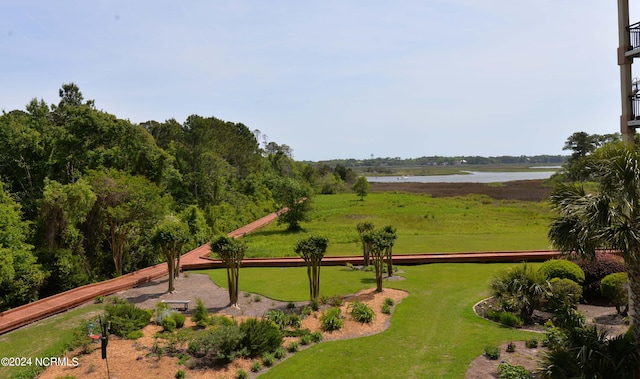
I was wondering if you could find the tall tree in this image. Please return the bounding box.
[362,228,395,292]
[352,176,371,201]
[273,177,312,231]
[151,215,190,292]
[294,235,329,303]
[210,235,247,307]
[87,169,169,276]
[0,181,46,310]
[548,142,640,374]
[356,222,374,266]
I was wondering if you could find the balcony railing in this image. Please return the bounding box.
[629,22,640,51]
[632,97,640,124]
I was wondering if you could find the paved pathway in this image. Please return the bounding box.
[0,207,559,335]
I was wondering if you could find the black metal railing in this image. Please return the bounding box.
[629,22,640,51]
[632,97,640,121]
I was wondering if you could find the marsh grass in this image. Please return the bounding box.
[241,192,551,257]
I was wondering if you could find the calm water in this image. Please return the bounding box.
[366,170,557,184]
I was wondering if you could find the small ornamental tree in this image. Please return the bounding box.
[352,176,370,201]
[294,235,329,303]
[600,272,629,316]
[381,225,397,278]
[356,222,374,266]
[151,215,190,293]
[362,229,394,292]
[210,235,247,308]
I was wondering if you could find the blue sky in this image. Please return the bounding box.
[1,1,638,161]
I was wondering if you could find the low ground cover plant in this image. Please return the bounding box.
[348,301,375,323]
[320,307,344,331]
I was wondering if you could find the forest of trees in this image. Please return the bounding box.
[0,83,359,311]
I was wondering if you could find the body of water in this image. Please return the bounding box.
[366,170,557,184]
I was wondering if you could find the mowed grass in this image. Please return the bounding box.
[200,263,540,379]
[0,303,104,378]
[242,192,552,257]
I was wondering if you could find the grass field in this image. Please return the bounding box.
[242,192,553,257]
[199,264,540,379]
[0,188,552,378]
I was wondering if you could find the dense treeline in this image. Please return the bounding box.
[0,83,357,311]
[309,154,567,169]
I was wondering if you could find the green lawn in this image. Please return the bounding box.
[199,263,540,379]
[242,192,552,257]
[0,303,104,378]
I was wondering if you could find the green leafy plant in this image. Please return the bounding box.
[506,342,516,353]
[235,369,248,379]
[262,352,275,367]
[499,312,523,328]
[162,317,177,332]
[525,339,538,348]
[381,303,392,315]
[287,341,299,353]
[310,331,323,343]
[171,312,186,328]
[348,301,375,323]
[497,362,530,379]
[320,307,344,331]
[174,370,186,379]
[104,301,152,337]
[600,272,629,316]
[384,297,395,307]
[538,259,585,284]
[239,318,283,358]
[274,346,286,359]
[484,345,500,360]
[299,334,312,346]
[251,360,262,372]
[192,298,210,327]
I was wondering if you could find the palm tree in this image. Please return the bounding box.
[548,142,640,374]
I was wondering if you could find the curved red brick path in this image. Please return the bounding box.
[0,208,558,335]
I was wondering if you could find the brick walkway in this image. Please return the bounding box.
[0,207,559,335]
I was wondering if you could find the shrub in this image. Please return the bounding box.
[506,342,516,353]
[348,301,375,323]
[162,317,177,332]
[287,341,299,353]
[381,303,392,315]
[525,339,538,348]
[187,324,244,363]
[264,309,288,330]
[538,325,636,379]
[572,252,625,300]
[600,272,629,316]
[539,259,585,284]
[497,362,530,379]
[499,312,523,328]
[235,369,248,379]
[310,331,323,343]
[126,330,144,340]
[175,370,186,379]
[489,263,550,322]
[320,307,344,331]
[192,298,209,326]
[239,318,283,358]
[262,352,275,367]
[171,312,186,328]
[484,345,500,360]
[274,346,286,359]
[299,334,312,345]
[320,294,343,307]
[547,278,582,312]
[250,360,262,372]
[105,301,152,337]
[384,297,395,307]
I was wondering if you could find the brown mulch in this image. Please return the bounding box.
[37,273,408,379]
[370,179,552,201]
